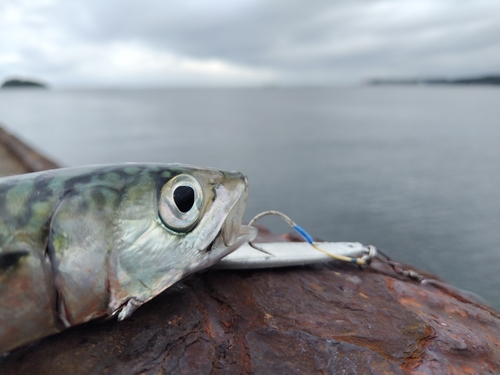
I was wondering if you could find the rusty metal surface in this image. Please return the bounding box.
[0,125,59,175]
[0,141,28,177]
[1,227,499,374]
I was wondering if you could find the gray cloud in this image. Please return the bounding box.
[1,0,499,87]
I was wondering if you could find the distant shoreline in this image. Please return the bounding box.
[1,79,48,89]
[367,75,500,86]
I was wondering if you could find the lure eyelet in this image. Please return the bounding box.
[158,174,204,232]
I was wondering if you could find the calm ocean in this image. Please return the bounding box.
[1,86,499,308]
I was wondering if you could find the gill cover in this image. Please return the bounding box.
[107,167,255,320]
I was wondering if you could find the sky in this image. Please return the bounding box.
[1,0,500,88]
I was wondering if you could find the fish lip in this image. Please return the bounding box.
[209,225,257,257]
[185,225,257,280]
[221,173,248,248]
[233,224,258,248]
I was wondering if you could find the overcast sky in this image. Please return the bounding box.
[1,0,499,88]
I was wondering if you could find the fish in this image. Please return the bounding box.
[0,164,256,353]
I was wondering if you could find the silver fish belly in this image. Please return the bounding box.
[0,164,255,352]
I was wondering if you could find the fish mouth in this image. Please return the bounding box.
[191,170,254,268]
[207,172,254,256]
[223,224,257,252]
[206,225,257,263]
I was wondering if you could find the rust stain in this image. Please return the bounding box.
[310,283,324,291]
[200,303,215,340]
[264,312,274,322]
[358,291,369,299]
[398,295,424,311]
[447,365,479,375]
[401,325,434,372]
[443,304,468,317]
[386,277,394,291]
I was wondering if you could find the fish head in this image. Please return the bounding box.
[108,165,256,320]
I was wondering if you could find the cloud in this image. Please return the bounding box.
[66,41,274,87]
[1,0,499,87]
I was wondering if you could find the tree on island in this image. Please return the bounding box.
[1,79,48,89]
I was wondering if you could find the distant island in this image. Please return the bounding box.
[368,75,500,86]
[1,79,48,89]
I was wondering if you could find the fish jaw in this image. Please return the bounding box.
[116,225,256,321]
[107,167,255,320]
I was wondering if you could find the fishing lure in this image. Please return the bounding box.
[0,164,256,353]
[215,210,377,269]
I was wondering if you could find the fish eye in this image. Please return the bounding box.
[159,174,203,232]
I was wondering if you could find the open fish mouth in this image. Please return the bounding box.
[201,171,255,260]
[225,224,257,251]
[209,224,257,257]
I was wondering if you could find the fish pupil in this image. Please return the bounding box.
[174,186,195,213]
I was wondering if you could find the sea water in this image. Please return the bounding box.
[1,86,499,308]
